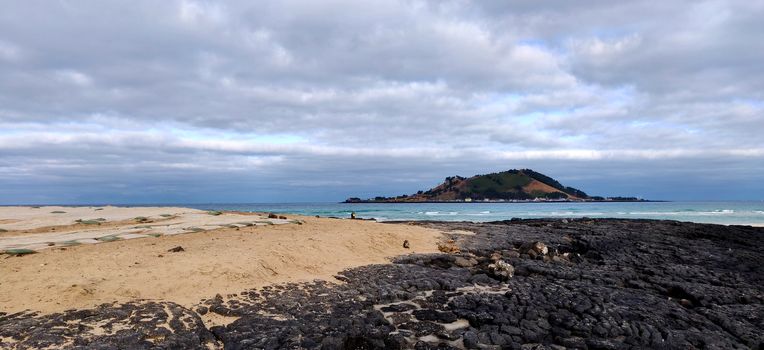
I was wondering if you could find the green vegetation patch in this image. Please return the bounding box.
[4,248,37,256]
[51,211,66,214]
[467,171,532,194]
[0,228,7,233]
[60,240,82,247]
[96,235,122,242]
[134,216,150,223]
[207,211,223,216]
[148,233,163,238]
[159,214,173,218]
[185,227,205,232]
[75,219,102,225]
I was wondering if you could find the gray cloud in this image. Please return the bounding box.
[0,0,762,203]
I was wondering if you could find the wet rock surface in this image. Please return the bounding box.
[1,219,762,349]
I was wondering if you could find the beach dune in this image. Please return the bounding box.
[0,207,443,314]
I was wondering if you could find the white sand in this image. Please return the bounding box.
[0,206,293,251]
[0,206,195,230]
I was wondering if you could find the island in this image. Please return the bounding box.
[345,169,647,203]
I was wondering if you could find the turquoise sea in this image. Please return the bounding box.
[184,201,764,226]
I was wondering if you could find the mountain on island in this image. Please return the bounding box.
[345,169,642,203]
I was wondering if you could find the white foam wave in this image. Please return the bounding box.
[628,209,737,216]
[527,211,606,217]
[629,211,679,215]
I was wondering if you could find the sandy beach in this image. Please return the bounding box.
[0,207,443,314]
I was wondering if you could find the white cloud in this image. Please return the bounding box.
[0,0,762,202]
[54,69,93,87]
[0,39,21,61]
[178,0,226,25]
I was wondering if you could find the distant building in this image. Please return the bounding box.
[464,198,473,202]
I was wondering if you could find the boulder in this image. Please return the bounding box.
[488,260,514,280]
[521,241,548,255]
[454,256,478,268]
[437,241,460,253]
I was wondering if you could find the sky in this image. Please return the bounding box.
[0,0,762,204]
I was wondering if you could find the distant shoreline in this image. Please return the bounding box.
[343,200,664,204]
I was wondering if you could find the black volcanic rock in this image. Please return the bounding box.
[1,219,761,349]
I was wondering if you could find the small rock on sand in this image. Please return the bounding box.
[403,240,410,249]
[167,246,184,253]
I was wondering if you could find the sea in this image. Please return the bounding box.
[181,201,764,226]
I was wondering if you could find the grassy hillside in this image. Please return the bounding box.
[347,169,590,202]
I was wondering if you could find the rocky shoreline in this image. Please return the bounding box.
[1,219,762,349]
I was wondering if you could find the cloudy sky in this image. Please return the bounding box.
[1,0,762,204]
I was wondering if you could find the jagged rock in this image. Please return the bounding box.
[520,241,549,256]
[437,240,460,253]
[167,246,184,253]
[454,256,477,267]
[403,240,410,249]
[267,213,278,219]
[380,303,417,313]
[488,260,514,280]
[412,309,457,323]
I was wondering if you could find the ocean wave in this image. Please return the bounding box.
[696,210,735,215]
[628,210,736,216]
[628,212,679,215]
[531,211,605,216]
